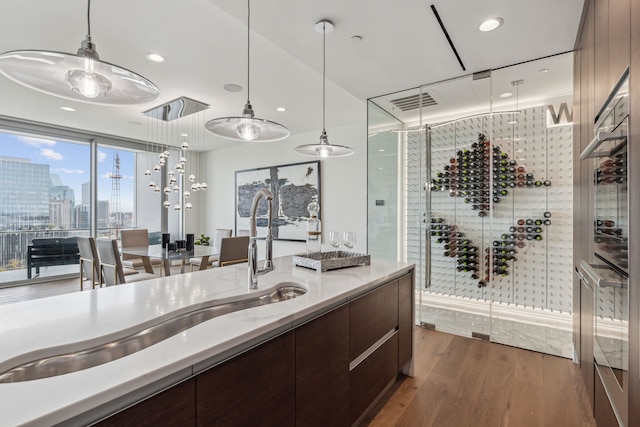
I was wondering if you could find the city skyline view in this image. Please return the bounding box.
[0,131,136,212]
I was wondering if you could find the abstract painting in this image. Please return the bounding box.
[235,161,320,241]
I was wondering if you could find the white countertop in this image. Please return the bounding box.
[0,256,413,426]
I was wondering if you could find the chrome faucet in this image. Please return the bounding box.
[248,188,274,289]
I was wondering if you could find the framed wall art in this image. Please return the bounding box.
[235,161,320,241]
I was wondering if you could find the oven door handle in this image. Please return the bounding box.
[580,131,627,160]
[580,260,627,289]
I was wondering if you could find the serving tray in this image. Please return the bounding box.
[292,251,371,273]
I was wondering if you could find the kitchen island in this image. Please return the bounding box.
[0,256,414,426]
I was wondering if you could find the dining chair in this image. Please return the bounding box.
[78,236,101,291]
[121,229,163,273]
[189,228,232,271]
[96,239,158,286]
[216,236,250,267]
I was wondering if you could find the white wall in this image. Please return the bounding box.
[199,121,367,257]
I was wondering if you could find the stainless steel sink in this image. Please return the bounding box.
[0,285,307,383]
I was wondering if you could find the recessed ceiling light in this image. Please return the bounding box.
[60,106,76,112]
[276,107,287,112]
[145,53,165,63]
[181,132,189,137]
[500,92,513,98]
[379,149,385,152]
[127,121,142,126]
[223,83,243,93]
[350,35,363,43]
[478,18,503,32]
[538,68,549,73]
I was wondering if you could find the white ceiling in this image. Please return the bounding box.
[0,0,584,151]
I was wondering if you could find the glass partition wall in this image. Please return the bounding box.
[368,53,574,358]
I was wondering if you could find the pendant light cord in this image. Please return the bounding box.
[246,0,251,104]
[87,0,92,37]
[322,21,326,132]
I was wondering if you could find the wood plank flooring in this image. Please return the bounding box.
[366,328,596,427]
[0,276,81,305]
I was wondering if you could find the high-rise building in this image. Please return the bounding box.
[82,181,90,207]
[74,205,89,230]
[0,156,50,230]
[97,200,110,229]
[49,199,73,229]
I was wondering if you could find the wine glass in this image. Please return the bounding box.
[328,231,341,254]
[342,231,356,252]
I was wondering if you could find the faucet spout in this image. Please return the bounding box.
[248,188,275,289]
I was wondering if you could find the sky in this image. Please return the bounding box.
[0,131,136,212]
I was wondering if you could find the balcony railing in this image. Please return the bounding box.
[0,228,142,285]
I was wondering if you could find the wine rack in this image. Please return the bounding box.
[406,105,574,313]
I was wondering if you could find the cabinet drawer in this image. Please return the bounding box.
[350,280,399,360]
[350,334,399,425]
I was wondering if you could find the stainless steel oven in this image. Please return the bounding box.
[582,68,629,275]
[580,67,629,427]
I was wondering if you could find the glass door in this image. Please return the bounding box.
[419,75,493,338]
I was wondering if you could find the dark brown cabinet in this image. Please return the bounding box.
[575,0,639,424]
[195,331,295,427]
[349,278,398,360]
[95,378,196,427]
[398,273,413,371]
[295,305,350,427]
[96,270,414,426]
[579,275,595,410]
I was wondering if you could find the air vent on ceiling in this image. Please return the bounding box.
[390,92,438,112]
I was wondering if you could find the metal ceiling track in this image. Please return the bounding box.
[430,4,466,72]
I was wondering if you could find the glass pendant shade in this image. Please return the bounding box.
[205,0,290,143]
[205,102,289,142]
[0,2,160,105]
[295,130,354,158]
[294,19,354,158]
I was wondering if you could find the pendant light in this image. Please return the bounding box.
[295,20,354,158]
[0,0,160,105]
[205,0,290,142]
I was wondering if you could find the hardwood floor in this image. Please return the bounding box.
[0,276,81,305]
[367,328,596,427]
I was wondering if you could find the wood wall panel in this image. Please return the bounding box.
[572,38,582,364]
[594,0,609,112]
[608,0,630,89]
[627,1,640,426]
[575,0,637,423]
[578,0,596,410]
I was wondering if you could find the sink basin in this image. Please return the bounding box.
[0,285,307,383]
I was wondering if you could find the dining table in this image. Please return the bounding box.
[121,244,219,276]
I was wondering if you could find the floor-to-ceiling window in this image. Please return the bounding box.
[0,120,196,286]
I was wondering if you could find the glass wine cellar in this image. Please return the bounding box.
[368,53,576,358]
